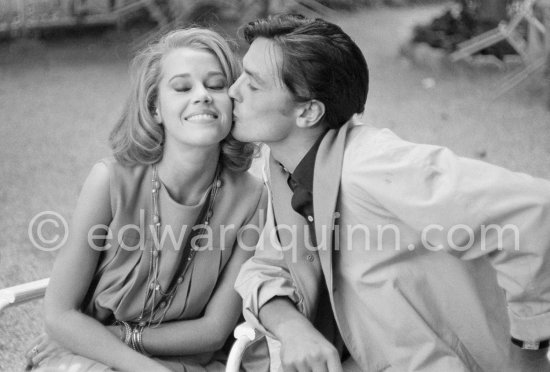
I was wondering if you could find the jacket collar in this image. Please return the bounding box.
[313,121,351,291]
[266,119,352,291]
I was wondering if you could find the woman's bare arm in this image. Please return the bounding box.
[44,163,169,372]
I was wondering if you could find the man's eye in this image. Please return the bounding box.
[247,83,258,91]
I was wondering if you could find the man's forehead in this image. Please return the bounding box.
[243,38,283,86]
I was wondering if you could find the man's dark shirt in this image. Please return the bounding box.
[285,134,327,247]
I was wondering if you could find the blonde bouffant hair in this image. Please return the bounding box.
[109,28,256,172]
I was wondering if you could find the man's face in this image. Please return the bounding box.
[229,37,299,144]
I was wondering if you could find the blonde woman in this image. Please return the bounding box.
[25,28,267,372]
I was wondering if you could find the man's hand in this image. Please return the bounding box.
[277,318,343,372]
[259,297,343,372]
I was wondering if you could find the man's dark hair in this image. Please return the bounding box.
[242,13,369,129]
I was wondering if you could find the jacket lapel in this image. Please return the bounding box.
[268,154,309,261]
[313,122,350,292]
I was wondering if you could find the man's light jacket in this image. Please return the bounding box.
[235,120,550,371]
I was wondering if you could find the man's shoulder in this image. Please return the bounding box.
[340,121,436,177]
[343,121,402,156]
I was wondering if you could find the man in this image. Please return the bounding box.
[229,14,550,372]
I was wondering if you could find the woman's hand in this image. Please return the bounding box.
[24,333,68,369]
[24,330,171,372]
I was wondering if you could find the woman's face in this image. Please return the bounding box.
[155,47,232,150]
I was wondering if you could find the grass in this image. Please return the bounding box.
[1,4,549,371]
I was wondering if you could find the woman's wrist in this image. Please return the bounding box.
[113,321,151,356]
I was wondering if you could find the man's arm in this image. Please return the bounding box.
[235,158,342,372]
[235,202,343,371]
[259,297,343,372]
[348,128,550,358]
[234,195,304,336]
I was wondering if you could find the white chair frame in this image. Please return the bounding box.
[450,0,546,63]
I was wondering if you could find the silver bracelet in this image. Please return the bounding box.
[130,327,139,351]
[135,325,150,356]
[115,320,132,346]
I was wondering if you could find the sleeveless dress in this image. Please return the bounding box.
[36,158,267,372]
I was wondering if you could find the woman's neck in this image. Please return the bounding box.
[157,144,221,205]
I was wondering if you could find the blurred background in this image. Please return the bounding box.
[1,0,550,370]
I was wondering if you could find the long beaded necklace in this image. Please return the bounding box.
[137,163,222,327]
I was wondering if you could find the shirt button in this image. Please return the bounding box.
[307,215,314,222]
[306,254,315,262]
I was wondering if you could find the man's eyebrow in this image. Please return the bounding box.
[243,67,265,85]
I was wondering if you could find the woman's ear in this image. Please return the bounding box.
[296,99,325,128]
[153,107,162,124]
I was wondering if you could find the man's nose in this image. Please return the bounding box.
[228,77,241,101]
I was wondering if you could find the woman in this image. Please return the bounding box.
[25,28,267,372]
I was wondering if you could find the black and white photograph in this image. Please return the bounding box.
[1,0,550,371]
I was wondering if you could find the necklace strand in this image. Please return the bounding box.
[137,164,222,327]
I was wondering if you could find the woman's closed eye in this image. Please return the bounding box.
[207,83,227,91]
[206,78,228,91]
[171,81,192,92]
[171,80,227,92]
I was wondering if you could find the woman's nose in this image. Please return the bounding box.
[194,85,212,103]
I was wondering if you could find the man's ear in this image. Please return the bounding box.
[296,100,325,128]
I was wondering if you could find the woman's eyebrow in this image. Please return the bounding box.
[168,71,225,82]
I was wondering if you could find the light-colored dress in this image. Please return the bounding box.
[37,157,267,372]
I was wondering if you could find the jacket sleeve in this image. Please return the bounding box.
[235,160,304,337]
[347,127,550,343]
